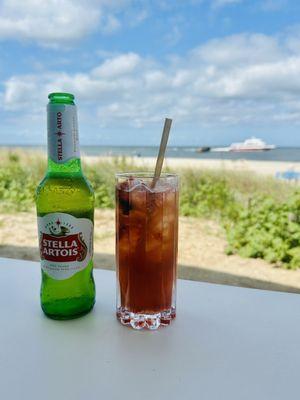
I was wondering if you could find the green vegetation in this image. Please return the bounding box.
[0,151,138,211]
[0,149,299,269]
[225,194,300,270]
[0,151,44,211]
[179,169,299,269]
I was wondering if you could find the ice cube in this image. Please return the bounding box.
[127,178,146,192]
[146,192,163,218]
[129,189,147,212]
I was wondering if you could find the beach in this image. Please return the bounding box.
[2,146,300,177]
[83,155,300,178]
[1,209,300,294]
[0,149,299,294]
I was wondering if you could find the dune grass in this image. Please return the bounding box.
[0,149,299,269]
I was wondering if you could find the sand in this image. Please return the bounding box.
[83,155,300,178]
[1,209,300,294]
[1,151,299,293]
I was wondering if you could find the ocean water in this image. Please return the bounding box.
[79,146,300,162]
[2,145,300,162]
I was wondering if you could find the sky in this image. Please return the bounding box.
[1,0,300,146]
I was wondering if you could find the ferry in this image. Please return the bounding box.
[211,137,276,152]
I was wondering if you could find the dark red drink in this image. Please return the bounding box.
[116,173,178,330]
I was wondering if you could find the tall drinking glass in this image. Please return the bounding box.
[116,173,179,330]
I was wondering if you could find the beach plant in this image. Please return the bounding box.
[179,169,240,220]
[0,153,40,211]
[225,192,300,269]
[178,168,300,269]
[0,149,300,269]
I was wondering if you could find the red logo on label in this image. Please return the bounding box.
[40,233,87,262]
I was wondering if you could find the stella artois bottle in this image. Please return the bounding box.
[36,92,95,319]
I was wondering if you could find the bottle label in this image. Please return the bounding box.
[47,104,80,163]
[37,213,93,280]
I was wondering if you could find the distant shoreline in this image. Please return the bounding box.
[83,155,300,178]
[1,144,300,163]
[1,144,299,148]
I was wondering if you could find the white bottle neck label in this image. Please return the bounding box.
[47,104,80,163]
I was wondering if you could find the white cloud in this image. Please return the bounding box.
[3,32,300,131]
[100,14,121,34]
[193,33,283,67]
[92,53,141,78]
[0,0,129,46]
[0,0,245,48]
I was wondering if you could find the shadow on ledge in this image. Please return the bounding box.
[0,245,299,294]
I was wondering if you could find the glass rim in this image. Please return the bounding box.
[115,172,178,179]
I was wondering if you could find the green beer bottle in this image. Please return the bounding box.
[36,92,95,319]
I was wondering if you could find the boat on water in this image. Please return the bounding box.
[196,146,211,153]
[211,137,276,152]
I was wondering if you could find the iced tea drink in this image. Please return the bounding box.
[116,173,178,330]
